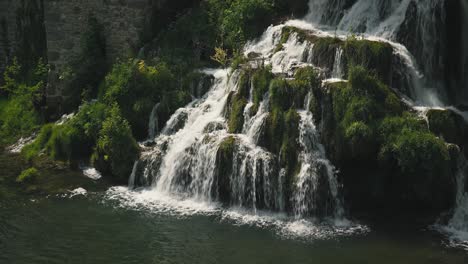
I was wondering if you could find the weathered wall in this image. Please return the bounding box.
[44,0,149,73]
[43,0,151,101]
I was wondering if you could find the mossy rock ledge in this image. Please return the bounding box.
[309,66,458,216]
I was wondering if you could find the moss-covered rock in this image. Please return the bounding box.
[276,27,394,85]
[342,36,393,84]
[313,66,456,214]
[215,136,236,204]
[251,66,273,113]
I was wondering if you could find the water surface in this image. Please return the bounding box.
[1,192,467,264]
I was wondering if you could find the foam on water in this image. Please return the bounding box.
[104,186,368,240]
[69,188,87,198]
[81,167,102,180]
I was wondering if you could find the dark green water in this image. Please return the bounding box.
[1,192,467,264]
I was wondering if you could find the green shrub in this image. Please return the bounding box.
[0,94,40,144]
[101,60,189,140]
[382,129,449,176]
[21,123,54,161]
[22,102,108,162]
[16,168,39,183]
[93,105,139,182]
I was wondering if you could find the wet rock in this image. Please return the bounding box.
[203,122,226,133]
[427,109,468,158]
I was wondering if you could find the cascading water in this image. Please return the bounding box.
[106,0,467,240]
[331,47,344,79]
[293,109,343,218]
[304,0,452,106]
[438,156,468,246]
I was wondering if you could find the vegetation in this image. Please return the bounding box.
[327,65,450,179]
[16,167,39,183]
[99,59,191,140]
[0,58,47,145]
[92,105,139,183]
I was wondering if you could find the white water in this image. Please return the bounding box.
[293,109,343,218]
[107,0,467,241]
[331,47,344,79]
[148,103,160,140]
[81,166,102,180]
[110,17,350,233]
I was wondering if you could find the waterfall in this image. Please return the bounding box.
[331,47,344,79]
[109,0,468,232]
[303,0,450,106]
[148,103,160,140]
[293,109,343,218]
[440,156,468,244]
[152,69,234,199]
[124,16,350,219]
[128,161,139,189]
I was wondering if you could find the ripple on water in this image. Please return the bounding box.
[103,187,369,241]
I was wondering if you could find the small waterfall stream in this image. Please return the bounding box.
[148,103,160,140]
[331,47,344,79]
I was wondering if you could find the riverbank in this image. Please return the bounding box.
[0,146,111,200]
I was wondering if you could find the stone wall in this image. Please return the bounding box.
[44,0,149,74]
[43,0,151,101]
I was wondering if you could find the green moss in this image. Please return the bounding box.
[228,95,248,133]
[280,109,300,168]
[343,36,393,82]
[216,136,237,203]
[274,27,293,53]
[270,78,293,110]
[226,71,252,133]
[314,37,342,54]
[16,167,38,183]
[251,66,273,113]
